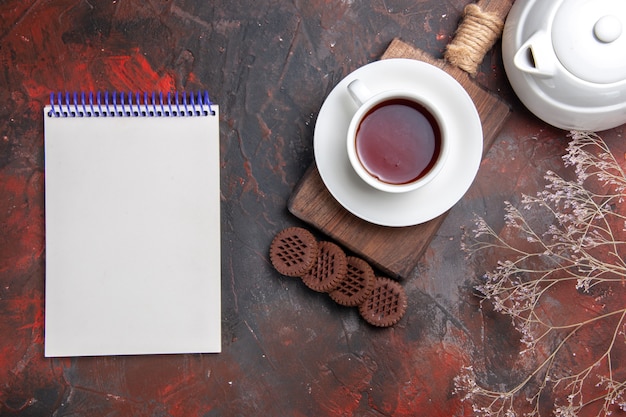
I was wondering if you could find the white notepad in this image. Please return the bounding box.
[43,92,221,357]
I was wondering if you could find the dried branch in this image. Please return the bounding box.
[456,132,626,417]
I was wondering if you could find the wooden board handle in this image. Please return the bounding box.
[444,0,515,75]
[477,0,515,20]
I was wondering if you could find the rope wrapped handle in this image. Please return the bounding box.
[444,1,513,76]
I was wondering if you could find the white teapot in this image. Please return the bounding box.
[502,0,626,131]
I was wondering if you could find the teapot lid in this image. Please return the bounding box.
[552,0,626,84]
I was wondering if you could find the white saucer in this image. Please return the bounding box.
[314,58,483,227]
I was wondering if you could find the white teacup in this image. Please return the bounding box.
[346,79,449,193]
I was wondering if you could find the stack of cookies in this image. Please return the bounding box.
[269,227,407,327]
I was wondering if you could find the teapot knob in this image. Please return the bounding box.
[594,15,622,43]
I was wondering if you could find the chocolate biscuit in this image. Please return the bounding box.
[269,227,318,277]
[301,241,347,292]
[358,277,407,327]
[329,256,375,306]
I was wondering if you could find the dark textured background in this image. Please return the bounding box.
[1,1,625,416]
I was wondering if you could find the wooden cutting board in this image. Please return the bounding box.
[288,38,511,279]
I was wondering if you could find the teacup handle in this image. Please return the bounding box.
[347,79,373,107]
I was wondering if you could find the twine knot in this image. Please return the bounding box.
[444,4,505,76]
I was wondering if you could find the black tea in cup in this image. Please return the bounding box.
[354,99,442,185]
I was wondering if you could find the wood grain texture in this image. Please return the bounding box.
[288,38,512,279]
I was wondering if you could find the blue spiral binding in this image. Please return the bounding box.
[47,91,215,118]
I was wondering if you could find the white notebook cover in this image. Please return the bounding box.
[43,99,221,356]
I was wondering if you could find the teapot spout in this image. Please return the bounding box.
[513,31,557,78]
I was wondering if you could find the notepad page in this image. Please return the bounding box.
[44,107,221,356]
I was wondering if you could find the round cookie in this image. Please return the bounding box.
[330,256,375,306]
[301,241,347,292]
[269,227,319,277]
[358,277,407,327]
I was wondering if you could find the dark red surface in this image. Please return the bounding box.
[1,1,625,416]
